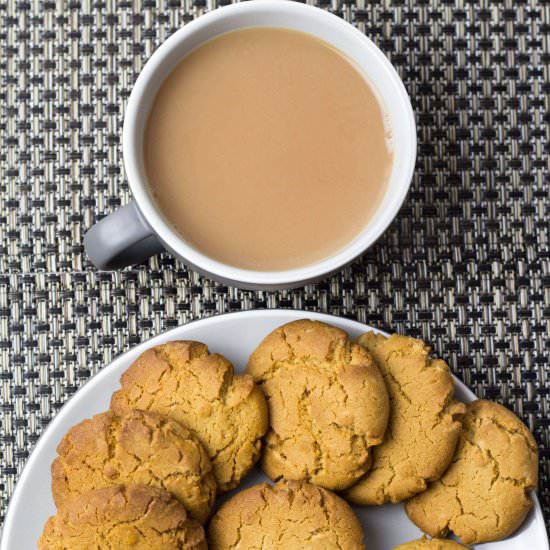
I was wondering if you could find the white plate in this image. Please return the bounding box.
[2,310,547,550]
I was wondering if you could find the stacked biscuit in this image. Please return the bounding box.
[39,320,539,549]
[39,341,269,549]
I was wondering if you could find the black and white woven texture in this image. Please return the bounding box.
[0,0,548,530]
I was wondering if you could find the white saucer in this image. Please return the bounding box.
[2,310,547,549]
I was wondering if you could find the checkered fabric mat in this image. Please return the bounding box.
[0,0,548,531]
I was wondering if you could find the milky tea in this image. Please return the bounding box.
[144,28,393,271]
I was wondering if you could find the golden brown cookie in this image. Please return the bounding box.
[393,538,468,549]
[344,333,465,505]
[405,400,538,544]
[39,484,206,550]
[110,341,268,491]
[208,481,365,549]
[247,320,389,491]
[51,409,216,523]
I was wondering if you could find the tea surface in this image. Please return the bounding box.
[145,27,393,271]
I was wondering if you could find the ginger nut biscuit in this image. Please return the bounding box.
[405,400,538,544]
[110,341,269,491]
[345,333,465,505]
[51,409,216,523]
[39,484,207,550]
[208,481,365,550]
[393,538,468,549]
[247,320,389,491]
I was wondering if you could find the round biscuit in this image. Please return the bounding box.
[208,481,365,550]
[247,320,389,491]
[51,409,216,522]
[405,400,538,544]
[345,333,465,505]
[39,484,206,550]
[110,341,268,491]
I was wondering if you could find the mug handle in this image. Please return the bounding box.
[84,202,164,269]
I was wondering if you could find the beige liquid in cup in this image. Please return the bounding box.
[145,27,393,271]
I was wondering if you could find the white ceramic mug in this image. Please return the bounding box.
[84,0,416,290]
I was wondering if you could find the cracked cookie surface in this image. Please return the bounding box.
[405,400,538,544]
[110,341,268,491]
[208,481,365,549]
[51,409,216,522]
[247,320,389,491]
[344,333,465,505]
[39,484,207,550]
[393,538,468,549]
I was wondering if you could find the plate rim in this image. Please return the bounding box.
[2,309,547,549]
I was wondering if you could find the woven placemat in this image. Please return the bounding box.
[0,0,548,533]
